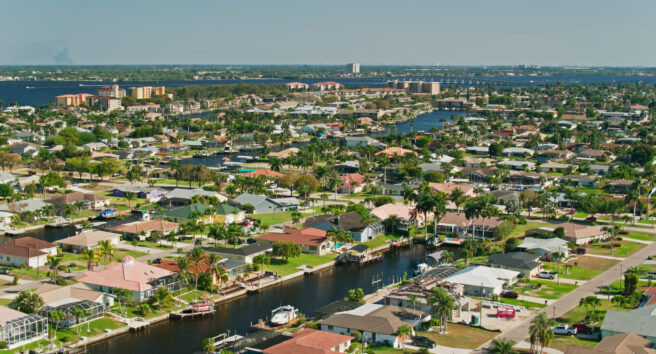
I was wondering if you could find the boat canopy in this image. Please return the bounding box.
[427,250,443,261]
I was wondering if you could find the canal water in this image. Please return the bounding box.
[87,245,429,354]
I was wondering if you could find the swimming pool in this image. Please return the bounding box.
[335,243,345,248]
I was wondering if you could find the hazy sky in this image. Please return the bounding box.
[1,0,653,66]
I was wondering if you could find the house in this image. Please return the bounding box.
[0,198,52,214]
[112,186,166,203]
[162,188,227,206]
[82,142,108,152]
[0,306,48,349]
[537,149,574,161]
[231,193,286,214]
[525,222,605,245]
[429,182,476,197]
[258,228,332,255]
[338,173,367,194]
[577,149,615,162]
[502,147,535,157]
[162,203,245,225]
[517,237,568,260]
[243,169,286,179]
[560,174,597,187]
[343,136,386,148]
[10,142,39,158]
[320,304,428,349]
[106,219,179,240]
[0,211,14,229]
[35,283,111,328]
[155,256,249,281]
[443,266,519,297]
[437,212,502,238]
[57,230,121,252]
[371,203,430,230]
[77,256,178,301]
[607,179,635,194]
[564,333,656,354]
[497,159,536,171]
[286,82,309,90]
[311,81,343,90]
[0,237,57,268]
[600,304,656,342]
[206,243,272,264]
[47,192,110,210]
[488,252,543,278]
[262,328,353,354]
[304,212,384,243]
[375,147,417,158]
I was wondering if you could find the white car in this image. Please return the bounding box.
[537,271,557,279]
[553,325,577,335]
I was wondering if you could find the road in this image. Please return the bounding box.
[480,232,656,348]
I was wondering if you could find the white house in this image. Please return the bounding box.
[443,266,519,297]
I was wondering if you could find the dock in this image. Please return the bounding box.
[443,237,464,245]
[128,317,149,331]
[170,308,215,319]
[212,333,243,350]
[251,317,300,331]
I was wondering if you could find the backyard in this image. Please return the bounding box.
[266,253,338,276]
[543,256,619,280]
[508,221,551,238]
[362,234,401,249]
[511,280,578,300]
[418,323,500,349]
[586,240,646,257]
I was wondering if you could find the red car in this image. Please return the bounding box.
[572,323,593,334]
[575,248,587,255]
[585,216,597,222]
[501,291,519,299]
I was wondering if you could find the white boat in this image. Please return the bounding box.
[414,263,432,276]
[270,305,299,326]
[46,217,71,228]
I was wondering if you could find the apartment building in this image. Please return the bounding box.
[129,86,166,99]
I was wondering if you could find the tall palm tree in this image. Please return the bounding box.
[187,248,205,299]
[46,256,62,283]
[175,256,191,292]
[98,240,116,265]
[529,312,554,354]
[450,188,466,214]
[82,249,99,270]
[432,192,447,236]
[427,286,455,334]
[490,337,518,354]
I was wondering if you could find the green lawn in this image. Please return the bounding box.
[543,256,619,281]
[455,256,489,265]
[586,240,646,257]
[362,234,401,249]
[59,249,148,264]
[134,240,174,249]
[551,336,599,352]
[418,323,499,349]
[624,230,655,241]
[251,211,295,226]
[496,297,547,308]
[602,279,652,295]
[267,253,338,276]
[512,280,578,300]
[55,317,125,344]
[4,266,47,280]
[508,221,551,238]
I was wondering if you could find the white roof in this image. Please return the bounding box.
[518,237,568,253]
[444,266,519,289]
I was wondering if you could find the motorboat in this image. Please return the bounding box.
[190,300,214,313]
[46,217,71,228]
[414,263,432,276]
[270,305,299,326]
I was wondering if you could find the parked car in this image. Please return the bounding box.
[537,271,557,279]
[0,268,10,275]
[585,216,597,222]
[553,325,577,335]
[568,209,576,215]
[575,248,587,255]
[572,323,594,334]
[501,291,519,299]
[151,258,162,265]
[246,238,257,244]
[412,336,436,349]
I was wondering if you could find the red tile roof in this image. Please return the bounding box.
[243,169,286,178]
[78,256,174,292]
[263,328,352,354]
[107,220,179,235]
[0,237,56,259]
[258,228,328,247]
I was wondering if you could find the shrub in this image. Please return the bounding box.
[0,341,7,349]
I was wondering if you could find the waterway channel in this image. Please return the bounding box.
[87,245,429,354]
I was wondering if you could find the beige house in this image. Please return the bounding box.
[526,222,605,245]
[57,230,122,252]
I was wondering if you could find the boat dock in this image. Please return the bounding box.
[251,317,300,331]
[128,317,149,331]
[169,308,215,319]
[443,237,464,245]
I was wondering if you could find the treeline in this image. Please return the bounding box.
[172,83,289,101]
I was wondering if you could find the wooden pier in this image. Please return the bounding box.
[251,317,300,331]
[169,308,215,319]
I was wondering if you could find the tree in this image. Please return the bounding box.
[427,286,455,334]
[70,307,90,335]
[114,288,133,313]
[504,238,521,253]
[47,256,62,283]
[490,337,518,354]
[624,272,639,295]
[579,296,601,323]
[290,210,302,225]
[505,198,523,220]
[14,290,44,314]
[202,337,215,354]
[489,143,503,157]
[124,191,136,209]
[0,184,13,201]
[47,310,65,342]
[66,156,91,180]
[187,248,205,298]
[82,248,99,270]
[346,288,365,303]
[272,241,301,263]
[529,312,553,354]
[137,303,152,317]
[38,172,66,197]
[252,254,270,275]
[397,324,413,349]
[152,287,174,309]
[98,240,116,265]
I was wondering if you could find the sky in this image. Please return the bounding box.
[0,0,654,66]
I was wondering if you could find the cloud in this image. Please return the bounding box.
[53,47,73,65]
[9,41,73,65]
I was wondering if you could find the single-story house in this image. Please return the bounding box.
[262,328,353,354]
[0,306,48,349]
[47,192,110,210]
[106,219,179,240]
[0,199,52,214]
[600,304,656,342]
[56,230,122,252]
[320,304,427,349]
[0,237,58,268]
[564,333,656,354]
[371,203,430,230]
[231,193,287,214]
[488,252,543,278]
[443,266,519,297]
[162,188,227,206]
[34,283,112,328]
[429,182,476,197]
[305,212,384,243]
[258,228,332,255]
[112,186,166,203]
[338,173,367,194]
[206,243,272,264]
[517,237,569,260]
[77,256,179,301]
[526,222,605,245]
[437,212,502,238]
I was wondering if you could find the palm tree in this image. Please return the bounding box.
[46,256,62,283]
[82,249,99,270]
[98,240,116,265]
[408,294,418,310]
[252,254,270,276]
[427,286,455,334]
[187,248,205,299]
[124,191,136,209]
[202,337,215,354]
[489,337,518,354]
[14,290,44,313]
[529,312,554,354]
[47,309,65,345]
[450,187,466,214]
[70,307,90,335]
[175,256,191,292]
[432,192,447,236]
[396,324,413,349]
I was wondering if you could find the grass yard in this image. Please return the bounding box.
[455,256,489,265]
[60,249,148,264]
[551,336,599,352]
[603,279,652,295]
[512,280,577,300]
[267,253,338,276]
[419,323,499,349]
[624,230,656,241]
[496,297,547,308]
[133,240,174,250]
[586,240,646,257]
[508,222,551,238]
[55,317,125,343]
[5,266,47,280]
[543,256,620,281]
[362,234,401,249]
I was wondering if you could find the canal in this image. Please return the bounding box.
[87,245,429,354]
